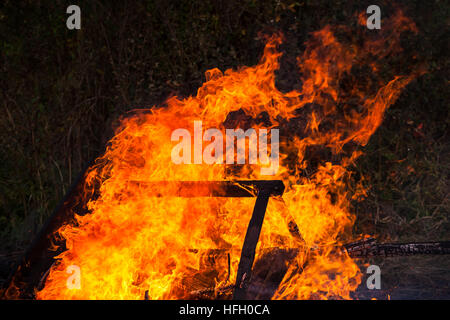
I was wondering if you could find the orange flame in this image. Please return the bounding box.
[37,11,421,300]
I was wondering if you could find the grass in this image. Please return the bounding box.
[354,72,449,241]
[0,0,448,285]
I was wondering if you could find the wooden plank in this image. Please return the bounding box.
[233,189,271,299]
[127,180,285,197]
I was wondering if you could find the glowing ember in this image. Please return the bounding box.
[37,10,421,300]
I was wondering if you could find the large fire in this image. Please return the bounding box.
[37,11,421,300]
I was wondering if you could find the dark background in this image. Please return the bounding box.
[0,0,448,296]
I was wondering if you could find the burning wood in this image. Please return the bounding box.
[127,180,284,198]
[344,238,450,257]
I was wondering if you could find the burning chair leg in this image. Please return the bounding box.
[233,186,272,299]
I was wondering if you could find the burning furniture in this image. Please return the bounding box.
[2,178,449,299]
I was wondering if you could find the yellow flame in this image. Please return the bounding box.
[37,10,420,300]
